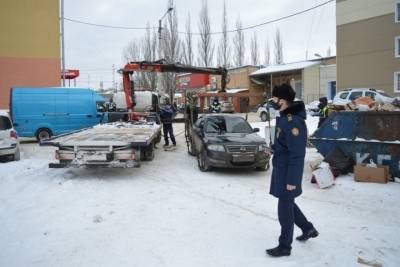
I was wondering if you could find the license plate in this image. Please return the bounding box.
[232,154,255,162]
[82,152,107,161]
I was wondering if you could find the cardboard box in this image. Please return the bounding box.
[354,164,389,184]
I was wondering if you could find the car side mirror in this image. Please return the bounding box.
[253,128,260,133]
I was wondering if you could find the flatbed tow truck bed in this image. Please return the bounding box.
[41,122,162,168]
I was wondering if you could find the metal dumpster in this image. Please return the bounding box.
[310,111,400,178]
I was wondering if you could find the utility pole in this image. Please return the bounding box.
[112,64,116,92]
[87,74,90,88]
[61,0,66,87]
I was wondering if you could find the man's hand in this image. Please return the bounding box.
[287,184,296,191]
[264,148,274,156]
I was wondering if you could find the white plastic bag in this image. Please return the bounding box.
[312,162,335,189]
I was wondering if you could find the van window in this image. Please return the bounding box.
[349,92,363,101]
[339,92,349,99]
[0,116,12,130]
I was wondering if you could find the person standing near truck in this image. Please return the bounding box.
[266,84,319,257]
[160,98,176,147]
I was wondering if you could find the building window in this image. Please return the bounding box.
[396,1,400,23]
[395,72,400,93]
[396,37,400,58]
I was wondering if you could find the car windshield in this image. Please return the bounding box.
[205,116,253,134]
[0,116,12,130]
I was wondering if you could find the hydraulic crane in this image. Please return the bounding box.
[119,60,229,113]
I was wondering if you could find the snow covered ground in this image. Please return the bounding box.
[1,116,400,267]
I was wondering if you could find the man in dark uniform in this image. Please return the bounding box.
[159,98,177,147]
[266,84,319,257]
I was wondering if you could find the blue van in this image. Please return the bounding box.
[10,87,107,140]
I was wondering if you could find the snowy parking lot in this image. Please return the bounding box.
[1,118,400,267]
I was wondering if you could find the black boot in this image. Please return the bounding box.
[296,227,319,241]
[266,246,291,257]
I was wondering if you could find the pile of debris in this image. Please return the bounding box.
[330,97,400,112]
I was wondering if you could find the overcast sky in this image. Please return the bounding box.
[63,0,336,89]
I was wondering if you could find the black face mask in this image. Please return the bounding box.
[269,99,281,110]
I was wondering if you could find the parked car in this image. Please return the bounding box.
[256,100,279,121]
[11,87,107,141]
[0,110,20,161]
[221,101,234,113]
[190,114,270,171]
[332,88,394,105]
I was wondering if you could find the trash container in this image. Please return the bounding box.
[310,111,400,178]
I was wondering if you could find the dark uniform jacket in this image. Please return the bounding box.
[270,101,307,199]
[160,105,176,124]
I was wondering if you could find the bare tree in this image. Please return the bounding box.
[123,39,141,63]
[142,23,158,90]
[233,16,245,67]
[123,39,145,90]
[182,13,194,65]
[250,32,259,66]
[264,39,270,66]
[198,0,214,67]
[217,1,230,67]
[274,28,283,64]
[161,0,181,100]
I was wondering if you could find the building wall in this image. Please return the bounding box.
[337,0,400,96]
[0,0,61,109]
[303,65,321,103]
[320,65,337,99]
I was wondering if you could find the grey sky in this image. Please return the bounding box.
[64,0,336,89]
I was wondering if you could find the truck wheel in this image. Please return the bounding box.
[142,144,155,161]
[36,128,52,141]
[197,150,212,172]
[260,112,269,122]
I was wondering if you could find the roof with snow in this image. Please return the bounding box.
[250,61,320,76]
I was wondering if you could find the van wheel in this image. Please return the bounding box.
[36,128,52,141]
[260,112,269,122]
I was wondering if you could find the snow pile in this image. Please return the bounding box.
[1,127,400,267]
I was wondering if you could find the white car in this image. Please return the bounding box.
[332,88,394,105]
[256,101,278,122]
[0,110,20,161]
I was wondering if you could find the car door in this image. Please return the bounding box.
[192,117,205,153]
[0,115,12,149]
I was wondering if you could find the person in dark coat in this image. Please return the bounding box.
[159,98,176,147]
[266,84,319,257]
[317,96,328,128]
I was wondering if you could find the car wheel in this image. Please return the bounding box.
[36,128,52,142]
[260,112,269,122]
[13,148,20,161]
[197,150,212,172]
[188,138,196,156]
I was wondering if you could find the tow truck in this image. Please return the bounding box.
[42,60,229,168]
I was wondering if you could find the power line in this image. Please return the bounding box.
[64,0,334,35]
